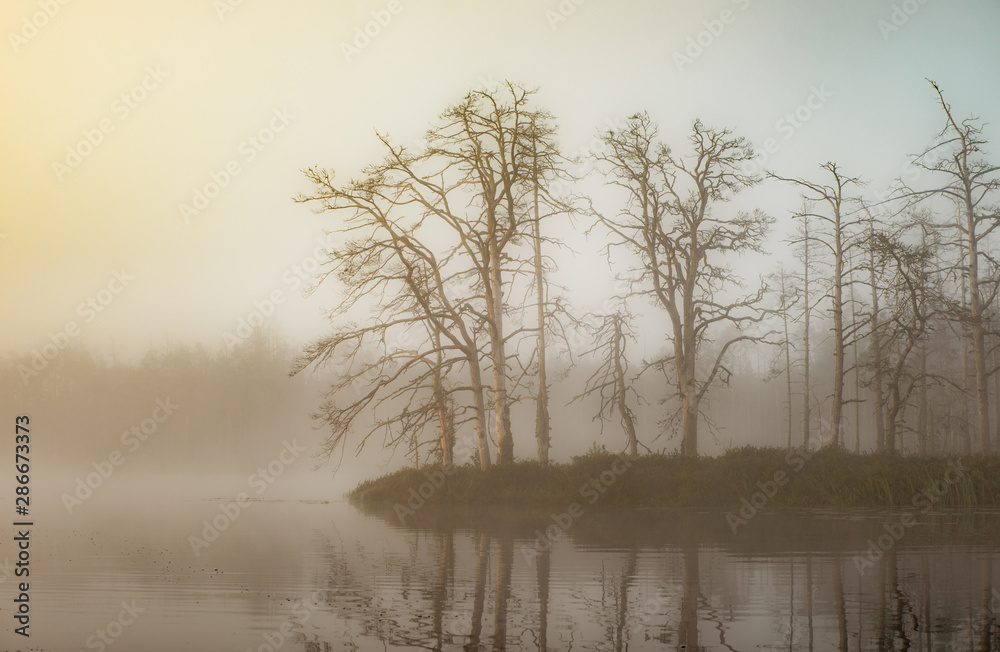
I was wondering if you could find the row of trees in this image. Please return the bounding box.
[0,328,322,472]
[770,82,1000,455]
[295,79,1000,467]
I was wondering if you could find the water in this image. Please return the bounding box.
[4,487,1000,651]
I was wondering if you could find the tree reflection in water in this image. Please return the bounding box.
[297,507,1000,650]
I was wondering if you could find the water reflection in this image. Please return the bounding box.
[328,506,1000,651]
[16,496,1000,650]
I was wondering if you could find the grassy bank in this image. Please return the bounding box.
[347,446,1000,510]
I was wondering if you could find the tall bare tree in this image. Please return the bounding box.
[293,163,495,468]
[523,114,572,464]
[591,113,772,456]
[861,207,889,452]
[788,210,819,449]
[767,264,799,450]
[901,80,1000,453]
[294,82,570,468]
[772,163,864,448]
[427,83,567,464]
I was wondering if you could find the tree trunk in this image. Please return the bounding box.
[870,233,886,453]
[848,253,862,453]
[468,359,493,469]
[680,247,699,457]
[917,341,928,456]
[830,207,845,448]
[781,271,794,450]
[433,331,454,466]
[681,398,698,456]
[961,250,973,456]
[803,218,812,449]
[613,316,638,456]
[486,229,514,465]
[885,393,899,455]
[969,256,992,453]
[993,335,1000,453]
[532,167,551,464]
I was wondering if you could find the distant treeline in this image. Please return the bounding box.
[0,329,324,474]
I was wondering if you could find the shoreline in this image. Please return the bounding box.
[347,446,1000,511]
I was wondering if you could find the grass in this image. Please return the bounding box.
[347,446,1000,510]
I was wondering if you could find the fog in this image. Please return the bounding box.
[4,1,1000,649]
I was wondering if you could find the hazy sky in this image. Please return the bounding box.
[3,0,999,361]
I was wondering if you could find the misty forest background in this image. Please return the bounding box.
[5,77,1000,481]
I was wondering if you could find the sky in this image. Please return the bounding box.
[2,0,999,362]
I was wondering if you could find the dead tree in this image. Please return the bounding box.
[426,82,568,464]
[900,80,1000,453]
[766,264,799,450]
[868,228,937,453]
[772,163,865,448]
[590,113,773,456]
[570,311,642,456]
[788,208,821,449]
[861,206,890,452]
[293,160,495,468]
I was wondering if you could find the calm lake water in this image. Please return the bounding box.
[5,481,1000,651]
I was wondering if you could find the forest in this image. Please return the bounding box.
[290,77,1000,473]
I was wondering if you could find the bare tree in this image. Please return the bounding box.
[868,228,937,453]
[901,80,1000,453]
[590,113,772,456]
[788,209,821,449]
[523,114,573,464]
[570,311,642,456]
[772,163,864,448]
[767,264,799,450]
[293,162,495,468]
[861,206,889,452]
[847,247,864,452]
[293,82,571,468]
[427,83,568,464]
